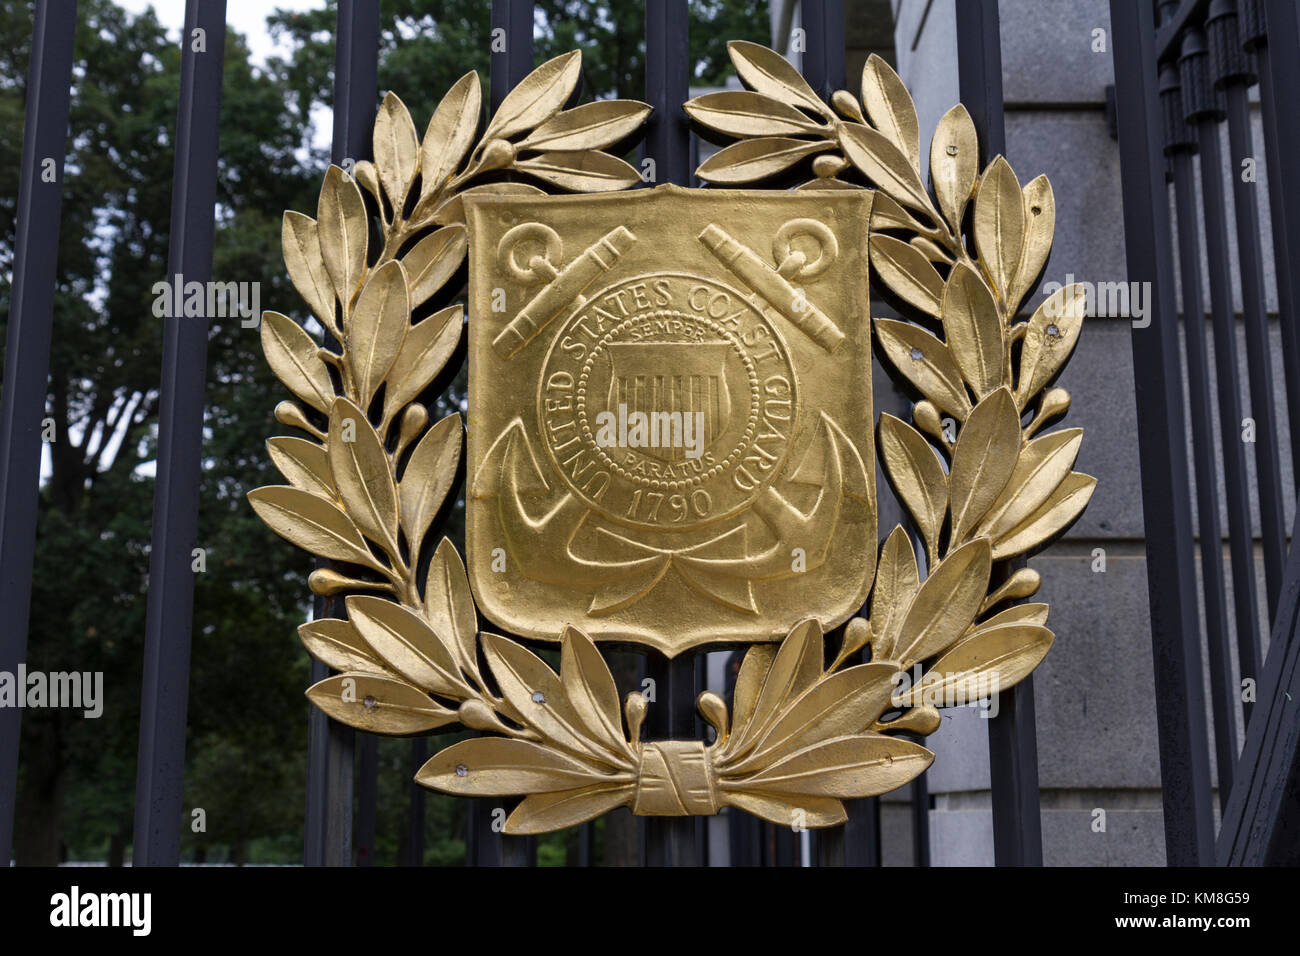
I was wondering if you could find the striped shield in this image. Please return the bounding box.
[604,342,732,462]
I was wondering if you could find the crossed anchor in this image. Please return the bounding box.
[476,217,865,614]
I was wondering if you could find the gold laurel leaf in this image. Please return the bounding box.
[267,436,335,499]
[695,137,834,184]
[427,182,545,226]
[374,92,419,211]
[724,663,898,774]
[942,262,1005,398]
[878,414,948,557]
[347,594,464,698]
[416,738,628,795]
[347,259,409,412]
[877,704,942,736]
[297,618,386,674]
[383,305,462,423]
[483,50,582,142]
[260,311,335,414]
[317,164,368,310]
[683,90,823,137]
[327,398,400,557]
[912,236,949,264]
[894,538,992,665]
[403,225,467,308]
[399,414,463,563]
[281,211,335,328]
[725,619,823,762]
[422,539,481,689]
[929,103,978,234]
[514,150,642,192]
[1009,175,1056,311]
[991,472,1097,560]
[246,485,382,570]
[949,604,1052,658]
[1016,283,1088,406]
[722,792,847,828]
[505,782,637,834]
[978,602,1050,629]
[873,318,972,418]
[978,427,1083,539]
[899,624,1053,708]
[948,388,1020,543]
[420,71,481,202]
[733,734,933,798]
[972,155,1024,302]
[861,54,921,172]
[869,191,924,233]
[727,40,833,119]
[730,643,778,745]
[869,233,944,318]
[561,626,635,761]
[840,122,935,218]
[307,672,457,735]
[518,99,652,151]
[482,633,630,765]
[351,159,382,203]
[870,525,921,662]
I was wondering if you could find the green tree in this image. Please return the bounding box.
[0,0,318,864]
[1,0,770,866]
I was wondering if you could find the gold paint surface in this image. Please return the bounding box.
[464,185,876,655]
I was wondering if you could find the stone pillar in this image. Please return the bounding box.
[890,0,1168,865]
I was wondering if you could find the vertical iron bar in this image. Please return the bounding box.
[956,0,1043,867]
[798,0,845,102]
[473,0,537,869]
[642,0,699,867]
[1262,1,1300,457]
[406,738,426,865]
[577,822,594,866]
[1210,1,1286,616]
[1182,26,1264,707]
[0,0,77,867]
[355,735,377,865]
[1110,0,1217,866]
[1171,138,1239,806]
[305,0,378,867]
[491,0,535,108]
[1245,1,1300,482]
[1216,509,1300,864]
[132,0,228,866]
[910,772,931,866]
[1161,21,1239,798]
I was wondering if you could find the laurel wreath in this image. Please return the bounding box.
[249,44,1095,834]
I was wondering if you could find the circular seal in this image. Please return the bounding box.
[537,273,798,531]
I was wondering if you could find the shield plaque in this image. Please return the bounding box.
[465,185,876,655]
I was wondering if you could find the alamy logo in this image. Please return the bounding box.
[593,403,707,459]
[151,273,260,327]
[49,886,151,936]
[0,665,103,718]
[1042,273,1151,327]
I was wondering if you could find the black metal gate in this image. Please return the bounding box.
[1110,0,1300,865]
[2,0,1298,867]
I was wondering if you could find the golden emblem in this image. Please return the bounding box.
[250,43,1095,833]
[465,186,875,653]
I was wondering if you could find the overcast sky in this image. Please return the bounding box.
[116,0,328,67]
